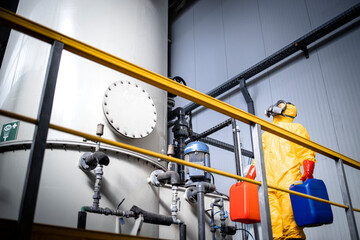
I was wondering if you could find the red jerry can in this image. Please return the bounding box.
[229,181,261,224]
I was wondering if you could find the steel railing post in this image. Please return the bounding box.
[232,119,243,177]
[335,158,359,239]
[17,40,64,240]
[251,123,272,239]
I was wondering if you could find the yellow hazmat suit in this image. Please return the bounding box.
[247,102,316,239]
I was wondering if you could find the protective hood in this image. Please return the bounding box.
[281,102,297,118]
[273,103,297,123]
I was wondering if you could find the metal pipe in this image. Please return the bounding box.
[210,198,220,239]
[192,182,216,240]
[187,118,232,143]
[232,119,243,176]
[239,78,255,115]
[130,205,174,226]
[156,171,181,186]
[231,119,247,240]
[196,183,206,240]
[171,186,181,223]
[81,206,134,217]
[239,78,255,157]
[190,132,234,151]
[172,107,189,182]
[77,211,87,229]
[179,223,186,240]
[211,198,228,240]
[190,133,254,158]
[92,165,103,209]
[219,201,226,240]
[210,205,216,240]
[177,3,360,116]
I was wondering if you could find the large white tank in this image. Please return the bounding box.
[0,0,168,237]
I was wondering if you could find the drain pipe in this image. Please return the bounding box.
[239,78,255,115]
[210,199,218,240]
[78,205,175,228]
[197,183,206,240]
[77,206,134,229]
[179,223,187,240]
[172,107,189,182]
[210,198,226,240]
[79,151,110,210]
[185,182,216,240]
[171,185,181,223]
[218,199,226,240]
[209,198,237,239]
[197,182,216,240]
[152,170,182,224]
[92,164,103,209]
[147,169,183,224]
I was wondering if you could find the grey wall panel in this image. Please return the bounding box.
[186,0,230,159]
[305,1,360,234]
[221,0,267,155]
[193,0,228,94]
[222,0,266,77]
[170,6,196,108]
[257,0,311,55]
[209,145,239,194]
[315,24,360,233]
[170,0,360,237]
[306,0,359,27]
[316,30,360,160]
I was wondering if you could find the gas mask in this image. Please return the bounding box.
[265,100,297,119]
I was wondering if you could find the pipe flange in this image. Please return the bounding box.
[184,187,197,203]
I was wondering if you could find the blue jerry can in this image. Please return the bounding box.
[289,179,333,227]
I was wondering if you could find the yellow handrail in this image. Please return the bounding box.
[0,8,359,215]
[0,109,359,213]
[0,7,358,170]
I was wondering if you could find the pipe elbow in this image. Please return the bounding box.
[157,171,181,185]
[92,151,110,166]
[79,151,110,171]
[196,182,216,193]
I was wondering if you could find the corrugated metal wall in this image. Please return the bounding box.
[170,0,360,238]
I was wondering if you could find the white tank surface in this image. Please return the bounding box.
[0,0,168,238]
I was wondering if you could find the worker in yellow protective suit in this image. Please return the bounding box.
[246,100,316,240]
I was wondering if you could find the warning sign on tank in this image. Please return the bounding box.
[0,121,20,142]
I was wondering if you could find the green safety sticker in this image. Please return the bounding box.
[0,121,20,142]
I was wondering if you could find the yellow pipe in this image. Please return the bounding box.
[0,7,359,170]
[1,109,358,213]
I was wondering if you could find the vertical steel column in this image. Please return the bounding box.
[335,158,359,239]
[232,119,243,176]
[251,123,272,239]
[17,40,64,240]
[232,118,246,240]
